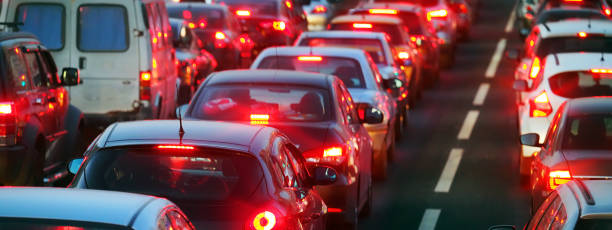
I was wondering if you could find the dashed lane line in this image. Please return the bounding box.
[434,148,464,193]
[505,3,517,33]
[485,38,507,78]
[457,110,480,140]
[472,83,490,106]
[418,209,442,230]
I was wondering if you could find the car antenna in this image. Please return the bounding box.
[542,22,551,32]
[178,106,185,144]
[553,52,560,66]
[602,30,606,62]
[588,18,592,29]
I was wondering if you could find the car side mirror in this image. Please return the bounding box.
[520,133,542,147]
[61,68,81,86]
[384,78,404,90]
[505,49,521,61]
[176,104,189,118]
[513,79,529,91]
[311,166,337,185]
[68,158,84,175]
[488,225,516,230]
[356,103,384,124]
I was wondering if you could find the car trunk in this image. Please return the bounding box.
[563,150,612,178]
[265,122,331,153]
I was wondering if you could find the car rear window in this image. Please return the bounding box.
[536,10,606,24]
[78,5,129,52]
[257,56,366,88]
[167,6,226,29]
[298,38,388,64]
[16,4,64,50]
[0,218,130,230]
[215,0,278,16]
[329,23,405,45]
[352,10,423,34]
[536,37,612,58]
[548,71,612,98]
[83,147,264,203]
[563,114,612,150]
[192,85,331,122]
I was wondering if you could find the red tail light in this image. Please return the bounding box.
[353,23,372,29]
[368,9,398,14]
[548,170,571,190]
[397,51,410,60]
[272,21,286,31]
[458,4,468,13]
[285,0,292,9]
[297,56,322,62]
[530,91,552,117]
[250,114,270,125]
[215,31,226,40]
[236,10,251,17]
[529,57,541,79]
[248,211,277,230]
[605,8,611,16]
[303,146,345,165]
[324,147,343,157]
[312,5,327,13]
[563,0,582,2]
[427,9,448,21]
[578,31,587,38]
[198,19,207,29]
[140,71,152,100]
[187,22,196,29]
[0,102,17,142]
[182,10,192,20]
[157,145,195,150]
[214,32,228,48]
[592,68,612,73]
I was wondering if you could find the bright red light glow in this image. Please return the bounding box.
[215,32,226,40]
[272,21,286,31]
[578,32,587,38]
[398,51,410,60]
[549,170,571,190]
[605,9,611,16]
[250,114,270,120]
[182,10,192,20]
[0,103,13,114]
[285,0,292,9]
[427,9,448,21]
[157,145,195,150]
[236,10,251,17]
[252,211,276,230]
[529,57,541,79]
[312,5,327,13]
[530,91,552,117]
[369,9,398,14]
[297,56,323,61]
[323,147,343,157]
[353,23,373,29]
[328,208,343,213]
[140,72,151,81]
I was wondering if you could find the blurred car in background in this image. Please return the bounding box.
[0,187,194,230]
[448,0,473,39]
[516,0,542,39]
[303,0,337,31]
[167,2,254,70]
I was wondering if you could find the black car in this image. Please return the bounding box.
[167,3,254,70]
[69,120,336,230]
[215,0,309,53]
[0,32,82,186]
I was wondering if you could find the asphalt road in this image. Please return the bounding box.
[359,0,532,229]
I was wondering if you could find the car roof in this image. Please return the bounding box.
[0,187,161,226]
[542,52,612,78]
[299,31,388,40]
[206,69,333,89]
[257,46,369,61]
[537,19,612,38]
[355,2,421,12]
[103,120,265,152]
[166,2,227,11]
[567,97,612,116]
[566,180,612,217]
[0,32,38,43]
[331,14,403,24]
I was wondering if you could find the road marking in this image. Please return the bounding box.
[418,209,442,230]
[473,83,490,106]
[457,110,480,140]
[505,3,517,33]
[434,148,464,193]
[485,39,507,78]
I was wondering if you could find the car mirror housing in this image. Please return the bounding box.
[520,133,542,147]
[311,166,337,186]
[356,103,384,124]
[513,79,529,91]
[68,158,84,175]
[61,68,81,86]
[384,78,403,90]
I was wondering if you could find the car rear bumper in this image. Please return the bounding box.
[314,180,358,223]
[0,145,32,185]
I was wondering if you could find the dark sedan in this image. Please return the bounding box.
[181,69,383,228]
[68,120,336,230]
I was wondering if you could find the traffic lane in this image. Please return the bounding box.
[359,0,522,229]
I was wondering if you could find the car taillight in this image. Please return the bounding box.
[182,10,192,20]
[563,0,582,3]
[368,9,398,14]
[353,23,372,29]
[197,19,207,29]
[272,21,286,31]
[529,57,541,79]
[157,145,195,150]
[250,114,269,125]
[247,210,277,230]
[548,170,571,190]
[0,102,17,144]
[458,3,468,13]
[427,9,448,21]
[214,32,228,48]
[578,31,587,38]
[312,5,327,14]
[398,51,411,60]
[303,146,345,165]
[592,68,612,73]
[529,91,552,117]
[140,71,152,101]
[187,22,196,29]
[605,7,612,16]
[297,56,322,62]
[236,10,251,17]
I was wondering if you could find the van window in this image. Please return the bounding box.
[16,4,65,50]
[78,5,129,52]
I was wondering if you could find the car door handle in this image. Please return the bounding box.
[79,57,87,69]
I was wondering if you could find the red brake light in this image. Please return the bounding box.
[548,170,571,190]
[368,9,398,14]
[272,21,286,31]
[529,57,541,79]
[303,146,346,165]
[140,71,152,100]
[236,10,251,17]
[187,22,196,29]
[312,5,327,13]
[323,147,343,157]
[397,51,410,60]
[182,10,192,20]
[0,102,17,141]
[0,103,12,115]
[214,32,228,48]
[327,208,343,213]
[198,19,207,29]
[563,0,582,2]
[530,91,552,117]
[250,114,270,125]
[285,0,292,9]
[592,68,612,73]
[578,31,587,38]
[215,32,226,40]
[157,145,195,150]
[353,23,372,29]
[427,9,448,21]
[605,8,611,16]
[297,56,322,62]
[250,211,276,230]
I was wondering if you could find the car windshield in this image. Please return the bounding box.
[329,23,405,45]
[257,56,366,88]
[298,38,388,64]
[82,148,264,204]
[563,114,612,150]
[548,71,612,98]
[215,0,278,16]
[167,6,226,29]
[536,37,612,57]
[575,218,612,230]
[0,218,130,230]
[191,85,331,122]
[536,11,606,24]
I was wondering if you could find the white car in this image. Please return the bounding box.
[294,31,410,137]
[302,0,336,31]
[250,46,399,180]
[513,52,612,176]
[0,187,194,229]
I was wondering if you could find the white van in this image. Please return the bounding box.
[2,0,178,125]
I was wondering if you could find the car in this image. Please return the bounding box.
[169,18,217,105]
[4,0,179,125]
[69,119,335,230]
[520,97,612,210]
[447,0,473,39]
[516,0,543,38]
[349,2,442,84]
[294,31,410,138]
[0,187,194,230]
[181,69,382,228]
[215,0,309,53]
[489,180,612,230]
[536,0,612,17]
[0,32,83,186]
[167,3,254,70]
[513,52,612,178]
[250,47,400,181]
[303,0,337,31]
[535,8,607,25]
[328,14,426,97]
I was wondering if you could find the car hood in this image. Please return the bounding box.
[563,150,612,178]
[265,122,332,153]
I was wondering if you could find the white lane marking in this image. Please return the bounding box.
[485,39,507,78]
[505,3,517,33]
[457,110,480,140]
[473,83,490,106]
[434,148,464,193]
[418,209,442,230]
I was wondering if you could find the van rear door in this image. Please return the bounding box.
[68,0,140,114]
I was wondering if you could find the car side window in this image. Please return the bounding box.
[39,51,60,86]
[22,51,46,89]
[339,84,359,124]
[5,46,31,91]
[527,192,559,230]
[274,140,300,188]
[543,103,565,151]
